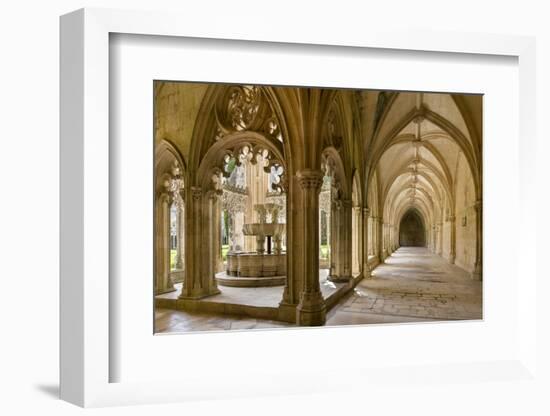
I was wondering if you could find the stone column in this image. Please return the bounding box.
[328,199,351,283]
[388,224,392,253]
[155,190,175,294]
[363,214,373,258]
[375,216,382,261]
[389,225,392,251]
[471,200,482,280]
[395,225,399,250]
[319,209,323,260]
[449,215,456,264]
[279,178,298,317]
[382,222,388,260]
[214,196,224,273]
[342,199,353,280]
[437,222,443,256]
[329,198,340,279]
[388,224,393,255]
[175,202,184,270]
[362,208,371,278]
[352,206,362,276]
[296,169,326,326]
[385,222,389,255]
[179,187,221,300]
[369,214,375,256]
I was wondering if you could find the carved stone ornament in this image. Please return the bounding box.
[221,188,248,214]
[214,85,282,142]
[296,169,324,191]
[167,162,184,207]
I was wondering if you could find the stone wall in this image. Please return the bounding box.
[454,153,477,271]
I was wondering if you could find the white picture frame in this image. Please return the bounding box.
[60,8,537,408]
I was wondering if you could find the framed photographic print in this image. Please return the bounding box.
[60,8,537,408]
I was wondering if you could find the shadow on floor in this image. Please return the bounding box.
[34,383,59,399]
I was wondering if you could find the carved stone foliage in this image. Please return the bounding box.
[214,85,282,143]
[163,161,184,207]
[221,187,248,214]
[265,192,287,222]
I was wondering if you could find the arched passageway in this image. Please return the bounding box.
[399,209,426,247]
[153,83,483,331]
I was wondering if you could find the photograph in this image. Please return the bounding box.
[153,82,483,333]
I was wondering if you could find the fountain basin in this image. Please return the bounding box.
[217,252,287,287]
[226,252,286,277]
[242,223,285,237]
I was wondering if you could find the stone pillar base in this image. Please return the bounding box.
[327,274,352,283]
[471,263,482,280]
[362,266,372,279]
[178,287,220,300]
[448,254,456,264]
[155,287,176,295]
[278,302,297,323]
[296,292,326,326]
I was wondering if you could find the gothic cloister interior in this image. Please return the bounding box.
[154,82,482,332]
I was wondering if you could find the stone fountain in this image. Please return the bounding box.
[243,203,286,255]
[217,203,287,287]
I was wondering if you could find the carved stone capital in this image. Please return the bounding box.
[296,169,324,191]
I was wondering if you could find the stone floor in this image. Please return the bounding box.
[155,307,292,333]
[326,247,482,326]
[155,247,482,333]
[156,269,341,308]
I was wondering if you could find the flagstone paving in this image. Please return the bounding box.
[155,247,482,333]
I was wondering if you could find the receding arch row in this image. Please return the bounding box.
[365,92,481,274]
[365,104,481,203]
